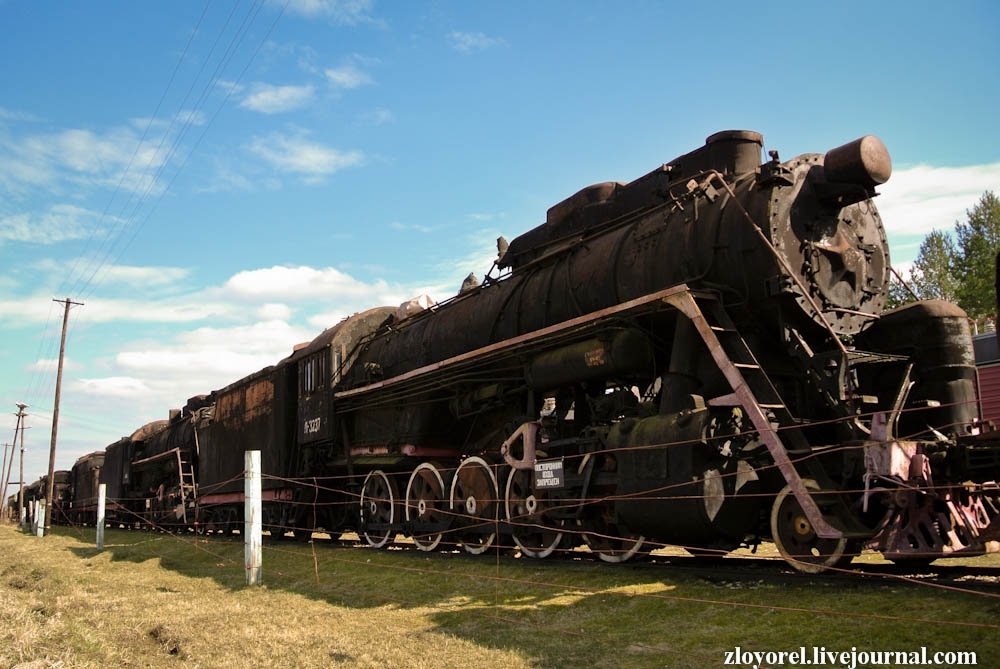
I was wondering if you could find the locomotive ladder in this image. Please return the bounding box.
[176,450,197,526]
[663,289,844,540]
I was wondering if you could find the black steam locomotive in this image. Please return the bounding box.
[28,131,1000,573]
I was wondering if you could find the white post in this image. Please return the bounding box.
[96,483,106,550]
[245,450,262,586]
[35,499,46,537]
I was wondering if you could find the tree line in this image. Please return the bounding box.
[887,191,1000,331]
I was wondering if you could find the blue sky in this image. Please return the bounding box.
[1,0,999,487]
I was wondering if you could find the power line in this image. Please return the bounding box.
[60,0,216,301]
[18,2,289,434]
[16,403,28,525]
[76,0,281,302]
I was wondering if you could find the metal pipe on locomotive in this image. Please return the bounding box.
[55,130,1000,573]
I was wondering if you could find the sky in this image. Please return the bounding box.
[1,0,999,490]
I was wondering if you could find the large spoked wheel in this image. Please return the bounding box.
[582,502,645,563]
[505,467,563,559]
[770,480,852,574]
[360,470,398,549]
[449,457,500,555]
[405,463,448,552]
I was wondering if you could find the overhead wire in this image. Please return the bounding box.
[17,299,60,414]
[58,0,216,301]
[18,1,219,411]
[75,0,276,302]
[79,0,289,303]
[15,1,290,445]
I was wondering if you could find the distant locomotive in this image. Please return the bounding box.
[16,470,70,527]
[36,131,1000,573]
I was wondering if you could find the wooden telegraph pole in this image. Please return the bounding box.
[1,404,26,521]
[1,441,10,519]
[45,298,83,535]
[17,404,27,526]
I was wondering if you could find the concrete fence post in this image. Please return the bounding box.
[35,499,45,537]
[96,483,106,550]
[245,450,262,586]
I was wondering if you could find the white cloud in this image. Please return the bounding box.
[0,106,43,123]
[60,263,441,404]
[80,298,236,324]
[215,80,245,96]
[110,320,318,395]
[29,357,83,373]
[54,323,320,409]
[82,263,190,287]
[279,0,375,24]
[175,109,207,127]
[73,376,151,398]
[0,122,170,198]
[0,204,106,245]
[216,265,432,330]
[324,63,373,89]
[222,265,395,302]
[117,348,275,377]
[240,83,316,114]
[54,128,167,181]
[175,320,310,353]
[0,298,69,326]
[0,262,414,328]
[247,131,364,178]
[0,295,236,327]
[196,161,259,193]
[449,31,507,53]
[390,221,435,233]
[360,107,394,125]
[876,162,1000,266]
[877,162,1000,236]
[258,303,293,320]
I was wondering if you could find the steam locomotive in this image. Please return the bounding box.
[20,130,1000,573]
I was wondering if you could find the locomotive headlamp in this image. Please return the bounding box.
[824,135,892,188]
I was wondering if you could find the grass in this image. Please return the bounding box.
[2,522,999,667]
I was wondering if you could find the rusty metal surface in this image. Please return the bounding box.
[98,438,132,519]
[70,451,104,509]
[664,289,842,540]
[292,306,395,448]
[202,363,296,495]
[855,299,978,438]
[823,135,892,187]
[342,132,891,422]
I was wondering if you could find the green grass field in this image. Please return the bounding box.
[2,523,998,668]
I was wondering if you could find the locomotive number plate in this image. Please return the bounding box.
[534,460,564,489]
[303,417,322,434]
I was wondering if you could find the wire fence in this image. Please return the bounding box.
[7,394,1000,638]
